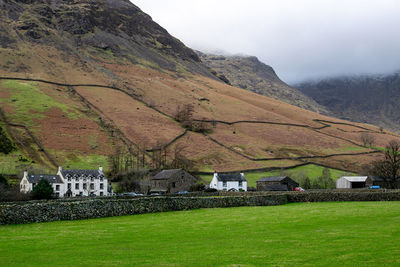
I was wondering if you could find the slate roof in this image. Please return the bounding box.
[61,169,103,177]
[153,169,183,180]
[26,174,63,184]
[257,176,289,182]
[216,173,246,182]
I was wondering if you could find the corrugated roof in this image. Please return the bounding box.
[340,176,368,182]
[216,173,246,182]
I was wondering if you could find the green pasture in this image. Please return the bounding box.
[0,80,80,127]
[0,202,399,266]
[199,164,355,187]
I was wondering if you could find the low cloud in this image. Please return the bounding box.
[133,0,400,83]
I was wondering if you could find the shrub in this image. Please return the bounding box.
[204,188,218,192]
[0,126,14,154]
[32,179,54,200]
[190,183,206,192]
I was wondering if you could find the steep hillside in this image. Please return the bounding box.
[198,52,328,114]
[296,72,400,132]
[0,0,398,175]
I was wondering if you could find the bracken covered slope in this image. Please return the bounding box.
[0,0,398,174]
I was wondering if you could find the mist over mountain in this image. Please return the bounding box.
[296,71,400,132]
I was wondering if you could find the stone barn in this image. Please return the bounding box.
[150,169,197,194]
[256,176,299,191]
[336,176,372,189]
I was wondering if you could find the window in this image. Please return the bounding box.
[90,183,94,190]
[55,192,59,197]
[79,192,83,196]
[56,185,60,191]
[91,177,94,182]
[83,183,87,190]
[67,177,71,182]
[239,181,242,187]
[100,183,104,190]
[75,183,79,190]
[100,176,104,181]
[68,183,71,189]
[100,192,104,196]
[223,181,227,187]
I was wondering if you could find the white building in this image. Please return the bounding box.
[20,166,112,197]
[210,172,247,191]
[336,176,371,189]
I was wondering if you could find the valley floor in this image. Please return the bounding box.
[1,202,399,266]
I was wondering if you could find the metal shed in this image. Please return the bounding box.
[336,176,371,189]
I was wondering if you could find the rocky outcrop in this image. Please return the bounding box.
[0,0,213,77]
[198,51,328,114]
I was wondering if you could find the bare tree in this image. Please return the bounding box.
[169,143,196,171]
[174,104,194,128]
[150,140,168,170]
[370,140,400,188]
[360,132,375,147]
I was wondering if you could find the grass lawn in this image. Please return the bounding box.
[199,164,355,187]
[0,202,399,266]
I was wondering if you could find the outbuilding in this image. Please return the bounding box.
[336,176,372,189]
[256,176,299,191]
[150,169,197,194]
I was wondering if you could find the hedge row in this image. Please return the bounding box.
[1,191,400,225]
[0,195,287,225]
[287,191,400,202]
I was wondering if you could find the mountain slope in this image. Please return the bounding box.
[0,0,397,175]
[296,72,400,132]
[197,52,328,114]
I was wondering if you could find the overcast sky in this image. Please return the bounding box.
[132,0,400,84]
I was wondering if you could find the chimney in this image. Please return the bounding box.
[99,166,103,172]
[58,166,62,173]
[23,170,28,178]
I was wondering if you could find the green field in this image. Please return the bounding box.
[1,202,399,266]
[199,164,355,187]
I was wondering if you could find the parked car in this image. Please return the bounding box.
[122,192,142,197]
[176,190,189,195]
[294,187,305,191]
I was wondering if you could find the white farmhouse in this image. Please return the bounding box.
[20,166,112,197]
[210,172,247,191]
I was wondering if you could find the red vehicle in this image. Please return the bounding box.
[294,187,305,191]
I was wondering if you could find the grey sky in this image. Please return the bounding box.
[132,0,400,83]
